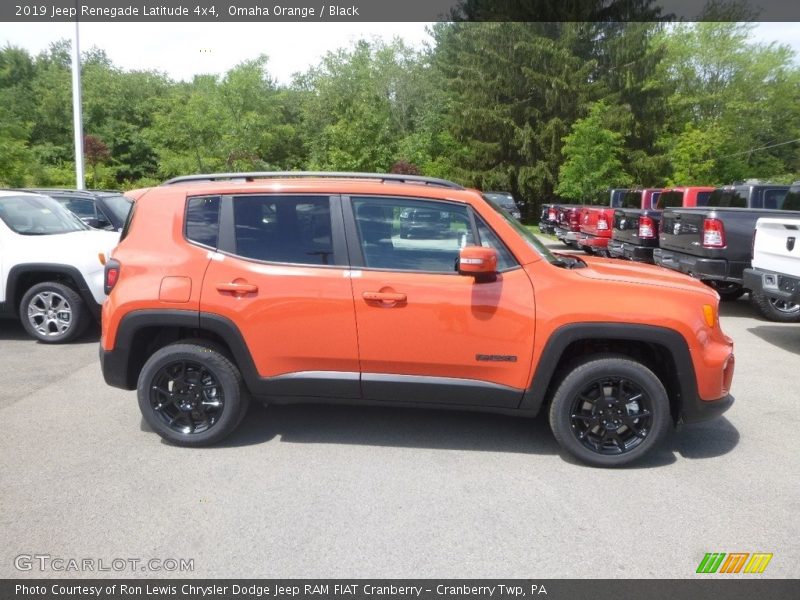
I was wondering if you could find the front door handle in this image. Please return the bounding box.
[216,282,258,294]
[362,291,407,303]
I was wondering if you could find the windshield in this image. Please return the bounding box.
[0,194,89,235]
[483,195,564,266]
[102,194,134,224]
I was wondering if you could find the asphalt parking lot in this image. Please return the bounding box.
[1,246,798,579]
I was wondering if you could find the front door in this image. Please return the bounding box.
[345,195,536,408]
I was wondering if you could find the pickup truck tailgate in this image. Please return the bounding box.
[658,208,707,254]
[753,218,800,278]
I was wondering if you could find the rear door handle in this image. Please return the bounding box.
[362,291,407,303]
[216,282,258,294]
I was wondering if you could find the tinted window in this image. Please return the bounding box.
[763,188,789,210]
[353,197,472,272]
[621,192,641,209]
[0,194,88,235]
[696,192,711,207]
[707,189,747,208]
[649,191,661,209]
[233,195,333,265]
[186,196,220,248]
[610,190,627,207]
[658,191,684,209]
[102,195,133,224]
[58,197,97,219]
[781,188,800,211]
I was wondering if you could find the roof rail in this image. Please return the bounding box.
[160,171,465,190]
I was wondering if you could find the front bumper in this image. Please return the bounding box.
[743,268,800,302]
[607,240,655,262]
[680,394,735,425]
[652,248,744,282]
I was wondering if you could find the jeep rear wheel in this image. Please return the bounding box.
[549,357,670,467]
[19,282,88,343]
[750,290,800,322]
[137,343,250,446]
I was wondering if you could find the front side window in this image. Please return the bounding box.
[232,195,334,265]
[352,197,472,272]
[475,216,518,271]
[0,194,88,235]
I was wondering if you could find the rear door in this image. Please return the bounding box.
[200,193,360,398]
[344,194,535,408]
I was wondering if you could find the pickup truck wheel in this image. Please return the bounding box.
[549,357,670,467]
[750,290,800,322]
[137,343,250,446]
[19,282,88,343]
[705,281,745,301]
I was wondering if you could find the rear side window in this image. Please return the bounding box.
[232,195,333,265]
[185,196,220,248]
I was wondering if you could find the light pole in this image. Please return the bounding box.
[71,16,85,189]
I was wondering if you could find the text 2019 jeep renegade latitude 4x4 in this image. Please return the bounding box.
[100,173,735,467]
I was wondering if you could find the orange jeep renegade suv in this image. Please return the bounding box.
[100,172,735,467]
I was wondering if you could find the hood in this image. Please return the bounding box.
[574,255,717,297]
[16,229,120,264]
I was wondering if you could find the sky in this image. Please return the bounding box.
[0,22,797,83]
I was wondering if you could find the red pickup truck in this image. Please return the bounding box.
[578,189,659,256]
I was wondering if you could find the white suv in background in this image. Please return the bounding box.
[0,190,120,342]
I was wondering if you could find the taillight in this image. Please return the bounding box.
[548,208,556,220]
[703,218,726,248]
[104,259,120,295]
[638,216,655,239]
[569,210,579,229]
[597,215,609,230]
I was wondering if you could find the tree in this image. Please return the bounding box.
[84,134,111,186]
[556,102,632,201]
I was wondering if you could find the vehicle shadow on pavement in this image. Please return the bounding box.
[197,402,741,468]
[217,403,561,455]
[747,325,800,355]
[718,297,756,318]
[0,319,100,343]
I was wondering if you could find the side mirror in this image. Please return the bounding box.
[458,246,498,282]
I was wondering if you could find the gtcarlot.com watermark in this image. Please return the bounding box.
[14,554,194,573]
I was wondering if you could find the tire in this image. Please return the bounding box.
[749,290,800,323]
[581,246,593,255]
[137,343,250,446]
[704,281,745,301]
[549,356,671,467]
[19,281,88,343]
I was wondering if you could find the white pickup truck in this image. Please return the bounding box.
[743,211,800,322]
[0,190,120,342]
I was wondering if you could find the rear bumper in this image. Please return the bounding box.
[653,248,745,282]
[554,227,580,244]
[538,221,556,234]
[576,232,610,249]
[743,268,800,302]
[608,240,655,262]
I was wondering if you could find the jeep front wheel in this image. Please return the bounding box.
[137,343,250,446]
[19,282,88,343]
[549,357,670,467]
